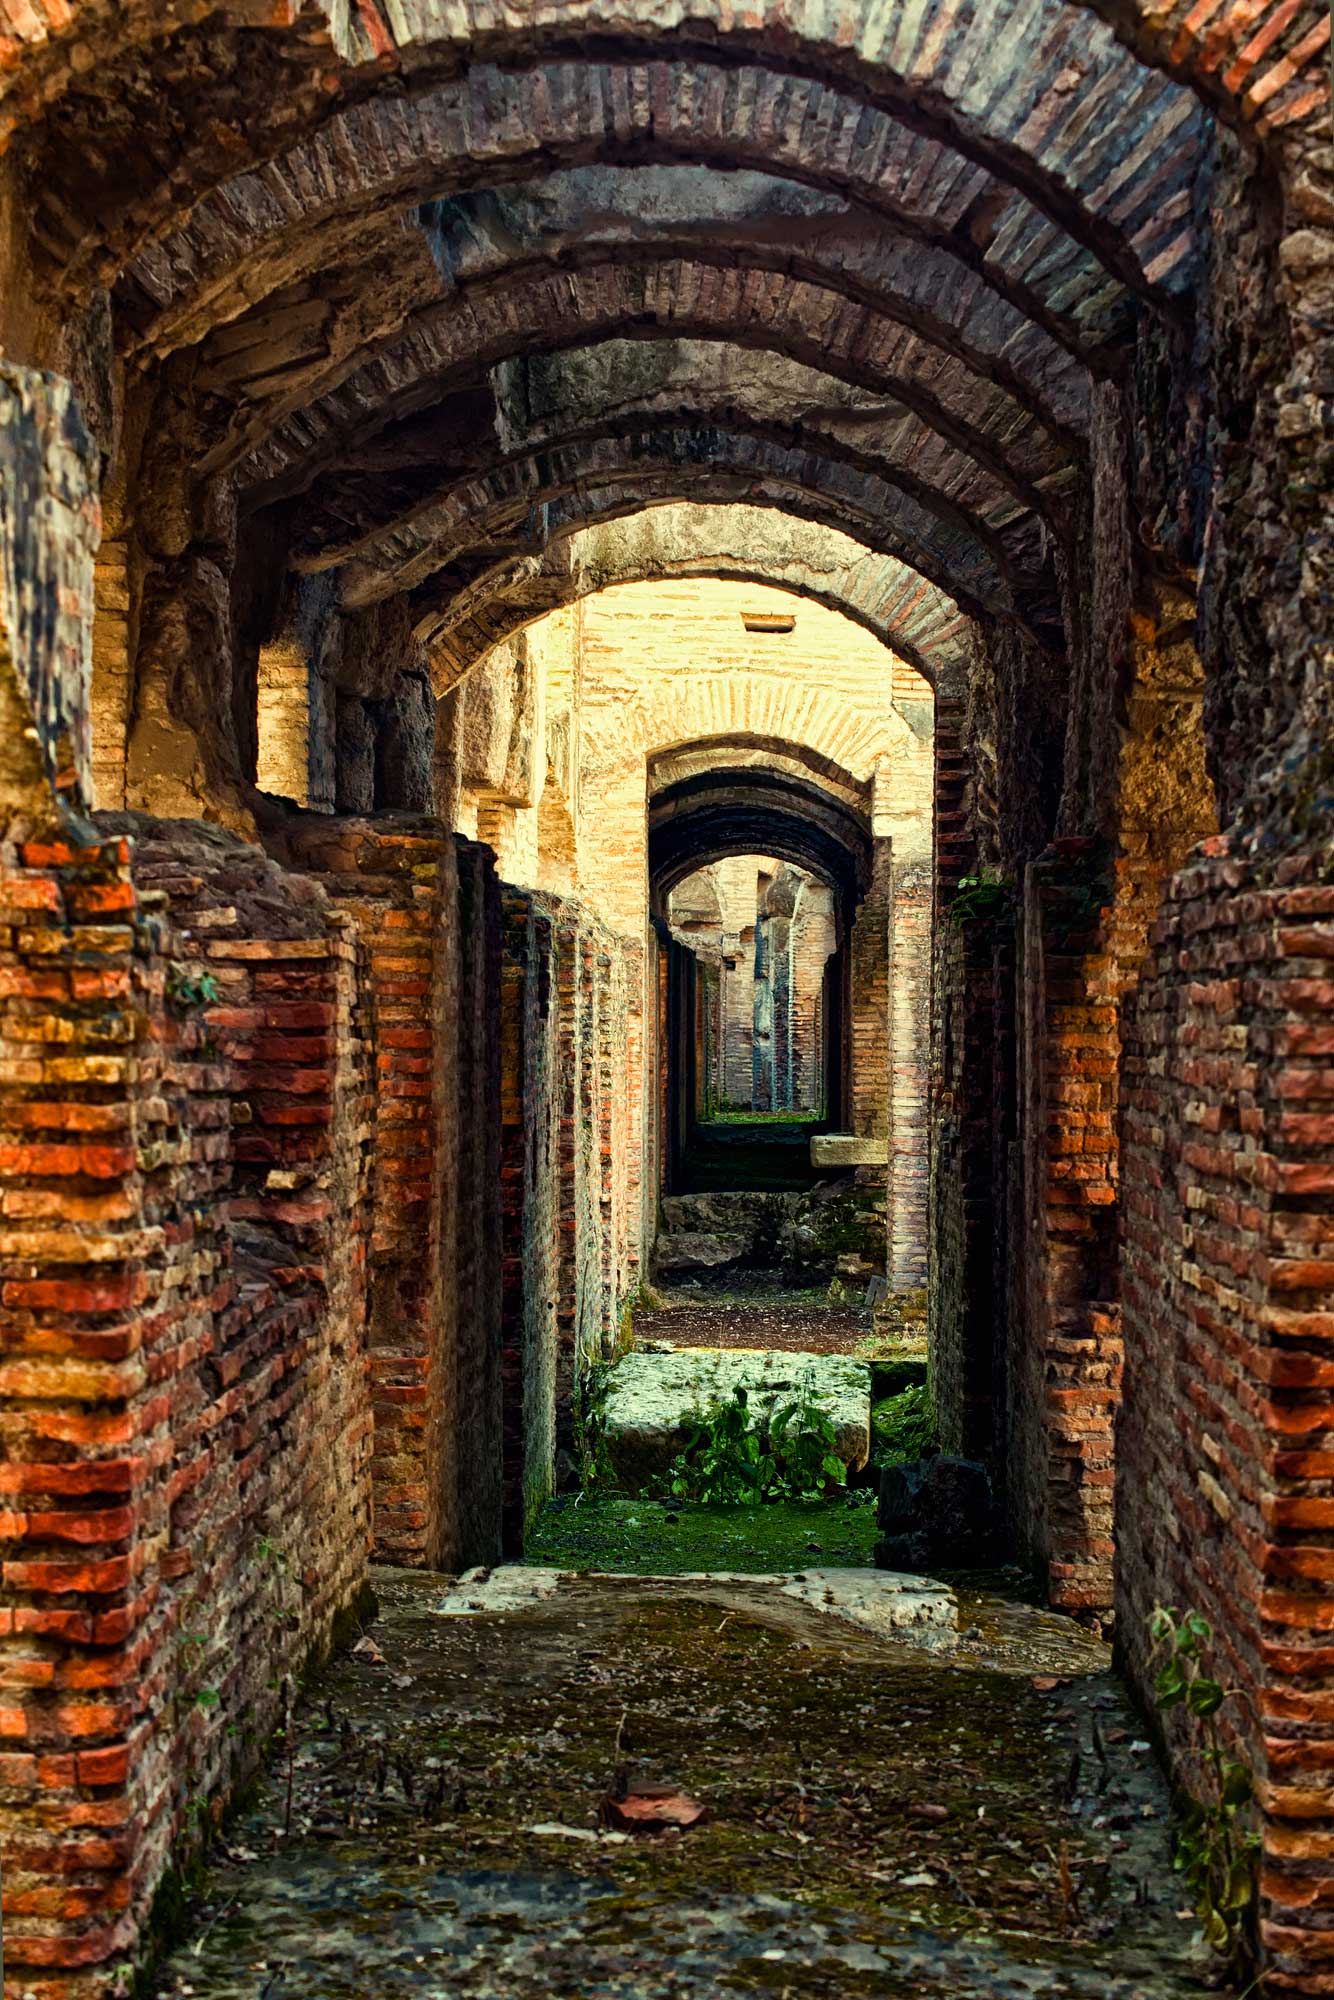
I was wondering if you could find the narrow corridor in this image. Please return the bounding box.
[154,1569,1217,2000]
[0,5,1330,1998]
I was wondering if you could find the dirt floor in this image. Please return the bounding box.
[640,1296,876,1360]
[152,1568,1230,2000]
[636,1287,871,1354]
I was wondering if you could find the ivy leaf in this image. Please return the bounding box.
[1221,1763,1252,1807]
[1155,1659,1188,1706]
[1186,1676,1225,1717]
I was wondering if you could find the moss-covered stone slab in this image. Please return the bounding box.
[602,1348,871,1489]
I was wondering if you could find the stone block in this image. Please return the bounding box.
[811,1133,887,1167]
[603,1348,871,1488]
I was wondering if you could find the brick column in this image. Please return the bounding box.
[1011,841,1121,1614]
[849,838,891,1143]
[1118,842,1334,1996]
[275,815,504,1572]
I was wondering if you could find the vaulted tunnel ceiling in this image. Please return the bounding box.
[7,0,1324,728]
[422,502,970,692]
[649,767,872,911]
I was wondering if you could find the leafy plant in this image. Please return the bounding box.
[167,966,221,1013]
[872,1383,937,1467]
[1149,1604,1261,1969]
[574,1360,617,1495]
[948,865,1010,927]
[667,1372,847,1504]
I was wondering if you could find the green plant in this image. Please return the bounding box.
[948,865,1010,927]
[666,1372,846,1504]
[1149,1604,1261,1970]
[166,966,221,1013]
[573,1360,617,1495]
[872,1382,937,1467]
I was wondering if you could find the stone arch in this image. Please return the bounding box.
[423,502,970,692]
[184,169,1092,437]
[648,735,868,813]
[649,767,871,907]
[32,31,1208,327]
[229,263,1072,507]
[3,0,1322,189]
[322,427,1030,635]
[578,637,920,793]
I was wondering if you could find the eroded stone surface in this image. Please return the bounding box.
[432,1562,956,1651]
[150,1566,1226,2000]
[603,1348,872,1486]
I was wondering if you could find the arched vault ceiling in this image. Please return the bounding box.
[106,53,1186,366]
[283,341,1060,585]
[183,169,1093,458]
[227,263,1076,504]
[1,0,1323,174]
[649,767,872,904]
[421,502,970,693]
[323,424,1043,637]
[649,739,869,813]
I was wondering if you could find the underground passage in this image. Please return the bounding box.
[0,4,1331,1996]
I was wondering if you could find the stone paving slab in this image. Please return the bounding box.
[433,1562,956,1651]
[602,1347,871,1486]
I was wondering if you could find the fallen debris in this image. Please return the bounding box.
[602,1780,707,1833]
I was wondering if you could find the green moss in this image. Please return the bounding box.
[525,1493,877,1573]
[872,1383,937,1466]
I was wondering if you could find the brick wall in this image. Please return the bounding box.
[1010,844,1121,1615]
[498,887,640,1545]
[0,814,374,1996]
[1118,841,1334,1995]
[274,815,504,1573]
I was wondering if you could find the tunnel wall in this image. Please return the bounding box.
[499,886,641,1544]
[1117,845,1334,1989]
[0,815,376,1989]
[272,814,505,1573]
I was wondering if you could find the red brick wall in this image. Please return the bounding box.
[1118,840,1334,1995]
[0,815,374,1997]
[1011,843,1121,1614]
[498,888,640,1545]
[274,816,504,1573]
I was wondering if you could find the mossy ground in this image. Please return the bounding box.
[153,1570,1229,1999]
[527,1494,880,1573]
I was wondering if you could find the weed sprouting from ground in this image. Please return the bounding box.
[1149,1604,1260,1975]
[666,1373,847,1504]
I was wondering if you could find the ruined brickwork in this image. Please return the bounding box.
[0,0,1331,1991]
[1117,846,1334,1989]
[268,816,504,1574]
[498,887,639,1547]
[0,817,375,1989]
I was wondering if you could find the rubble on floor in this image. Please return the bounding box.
[151,1567,1230,2000]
